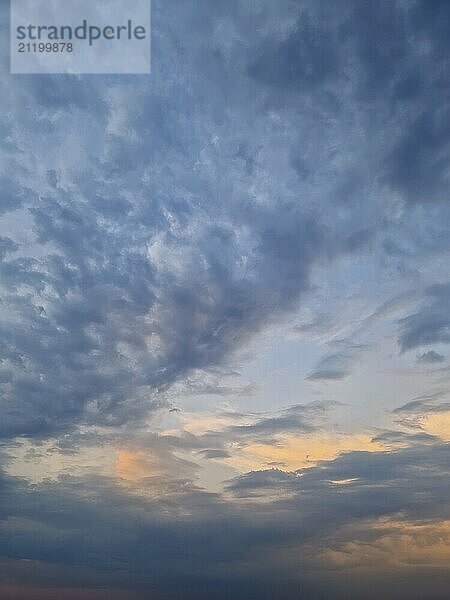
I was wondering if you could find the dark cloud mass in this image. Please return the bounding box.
[0,0,449,598]
[1,0,449,438]
[0,438,449,599]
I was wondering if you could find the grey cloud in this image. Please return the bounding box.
[1,0,449,441]
[391,392,450,436]
[198,449,231,460]
[138,401,338,463]
[1,3,450,597]
[0,177,31,216]
[248,8,340,91]
[307,342,367,381]
[227,402,324,440]
[371,429,439,447]
[386,112,450,205]
[229,442,450,527]
[0,237,18,259]
[398,284,450,351]
[248,0,450,210]
[393,392,450,417]
[0,118,343,440]
[417,350,446,364]
[0,437,449,599]
[306,353,351,381]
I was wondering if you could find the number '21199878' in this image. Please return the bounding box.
[18,42,73,52]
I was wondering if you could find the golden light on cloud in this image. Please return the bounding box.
[116,449,158,481]
[420,411,450,442]
[115,444,201,495]
[4,438,117,483]
[159,407,391,480]
[178,412,245,436]
[115,447,180,486]
[225,432,384,473]
[319,519,450,571]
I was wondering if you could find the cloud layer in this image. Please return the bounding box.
[0,0,449,598]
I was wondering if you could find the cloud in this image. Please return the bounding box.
[417,350,446,364]
[398,284,450,351]
[307,341,367,381]
[0,1,449,597]
[0,583,143,600]
[1,436,449,599]
[228,441,450,530]
[198,449,231,460]
[1,0,449,442]
[386,111,450,205]
[248,8,340,90]
[392,392,450,442]
[306,351,353,381]
[226,402,325,439]
[0,237,18,259]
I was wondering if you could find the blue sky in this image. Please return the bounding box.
[0,1,449,598]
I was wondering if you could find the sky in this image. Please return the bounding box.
[0,0,449,598]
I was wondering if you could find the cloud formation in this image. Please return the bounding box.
[1,436,449,599]
[0,0,449,598]
[398,284,450,351]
